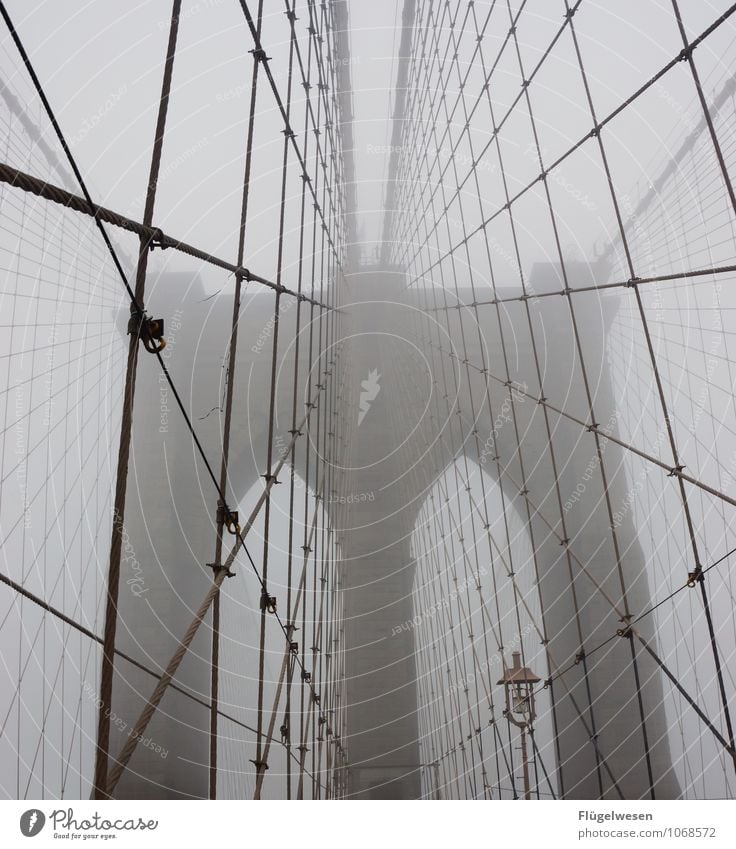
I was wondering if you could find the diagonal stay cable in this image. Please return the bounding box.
[103,359,347,796]
[401,3,736,283]
[0,568,290,754]
[0,161,331,310]
[235,0,343,270]
[0,515,328,791]
[0,0,333,623]
[429,339,736,511]
[0,1,344,793]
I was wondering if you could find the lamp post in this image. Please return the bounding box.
[497,650,540,799]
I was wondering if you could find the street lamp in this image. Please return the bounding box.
[497,651,540,798]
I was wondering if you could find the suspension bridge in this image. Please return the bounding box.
[1,0,736,801]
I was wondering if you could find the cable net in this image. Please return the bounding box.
[2,0,736,802]
[387,0,736,799]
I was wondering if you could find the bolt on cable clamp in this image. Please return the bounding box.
[128,310,166,354]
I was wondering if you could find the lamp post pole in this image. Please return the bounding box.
[520,724,531,800]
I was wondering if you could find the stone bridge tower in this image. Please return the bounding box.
[109,262,680,800]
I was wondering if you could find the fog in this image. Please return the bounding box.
[1,0,736,802]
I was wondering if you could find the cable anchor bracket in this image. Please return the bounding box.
[260,588,277,614]
[128,310,166,354]
[217,501,240,536]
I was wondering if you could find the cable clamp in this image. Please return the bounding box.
[290,640,299,655]
[148,227,167,251]
[301,669,312,683]
[128,310,166,354]
[249,48,270,63]
[668,464,684,477]
[574,649,585,665]
[260,589,277,614]
[677,45,693,62]
[616,626,632,639]
[207,562,235,578]
[217,502,240,535]
[687,566,704,588]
